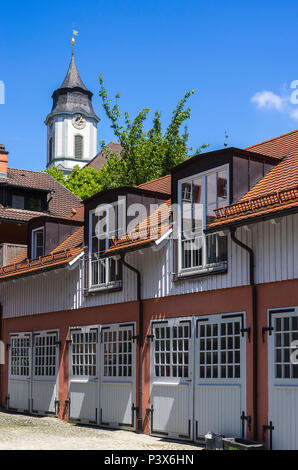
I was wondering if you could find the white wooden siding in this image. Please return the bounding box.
[1,213,298,319]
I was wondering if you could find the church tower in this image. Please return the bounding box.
[45,50,99,175]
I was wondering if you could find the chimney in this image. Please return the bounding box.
[0,145,8,178]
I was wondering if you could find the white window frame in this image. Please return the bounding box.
[268,307,298,387]
[31,226,44,259]
[88,199,125,291]
[177,164,229,276]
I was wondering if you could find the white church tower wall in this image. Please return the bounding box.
[45,51,99,175]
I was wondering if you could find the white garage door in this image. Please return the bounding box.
[68,322,137,429]
[68,325,99,424]
[8,332,32,412]
[100,323,137,430]
[150,318,193,440]
[31,330,59,415]
[8,330,59,416]
[150,314,247,442]
[194,313,246,441]
[268,308,298,450]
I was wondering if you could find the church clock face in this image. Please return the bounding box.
[72,114,86,130]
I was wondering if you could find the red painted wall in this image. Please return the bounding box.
[2,278,298,445]
[0,301,139,421]
[256,278,298,446]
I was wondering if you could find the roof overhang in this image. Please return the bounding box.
[205,204,298,234]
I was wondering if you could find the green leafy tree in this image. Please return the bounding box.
[45,165,66,186]
[98,75,208,187]
[45,165,104,200]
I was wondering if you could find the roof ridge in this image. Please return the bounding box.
[45,172,81,201]
[245,129,298,149]
[138,174,170,187]
[7,167,50,175]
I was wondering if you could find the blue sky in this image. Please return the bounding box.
[1,0,298,171]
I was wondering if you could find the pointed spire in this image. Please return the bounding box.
[59,51,88,91]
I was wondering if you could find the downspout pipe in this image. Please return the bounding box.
[121,254,143,434]
[0,303,3,408]
[230,228,258,441]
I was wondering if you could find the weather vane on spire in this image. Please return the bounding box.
[71,26,79,52]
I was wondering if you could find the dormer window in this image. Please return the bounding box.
[32,227,44,259]
[178,165,228,276]
[11,193,43,212]
[12,195,25,210]
[88,200,125,290]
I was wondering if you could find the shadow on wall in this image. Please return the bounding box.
[0,341,3,365]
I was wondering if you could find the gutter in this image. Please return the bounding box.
[230,228,258,442]
[68,250,84,270]
[121,254,143,434]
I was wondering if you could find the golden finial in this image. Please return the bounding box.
[71,27,78,51]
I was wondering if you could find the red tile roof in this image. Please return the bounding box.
[85,142,122,171]
[8,248,28,265]
[0,227,84,280]
[137,174,171,195]
[0,207,53,223]
[245,129,298,159]
[105,199,172,255]
[51,226,84,253]
[209,131,298,229]
[68,204,85,222]
[0,167,81,222]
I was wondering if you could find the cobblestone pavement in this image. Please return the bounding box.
[0,410,203,450]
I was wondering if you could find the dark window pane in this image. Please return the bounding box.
[233,156,249,202]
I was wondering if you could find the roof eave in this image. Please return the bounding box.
[205,205,298,234]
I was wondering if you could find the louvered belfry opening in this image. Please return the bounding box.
[74,135,83,159]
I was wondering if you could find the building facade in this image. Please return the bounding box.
[0,144,82,266]
[1,131,298,449]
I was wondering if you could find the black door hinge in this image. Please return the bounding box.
[146,334,154,343]
[240,411,251,438]
[262,326,274,342]
[263,421,274,450]
[241,327,251,342]
[65,398,70,409]
[132,335,139,343]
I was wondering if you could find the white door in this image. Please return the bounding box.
[194,313,246,441]
[8,332,32,412]
[100,323,137,430]
[268,308,298,450]
[150,318,193,440]
[68,326,99,424]
[31,330,59,415]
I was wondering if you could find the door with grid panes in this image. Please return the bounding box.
[194,314,246,441]
[69,326,99,424]
[150,318,194,440]
[8,332,32,412]
[100,323,136,429]
[268,308,298,450]
[31,330,59,415]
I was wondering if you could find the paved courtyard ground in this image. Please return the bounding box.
[0,410,202,450]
